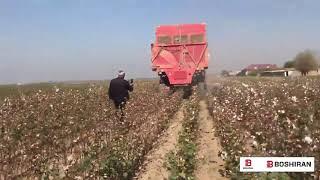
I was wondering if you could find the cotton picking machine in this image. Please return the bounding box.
[151,23,209,94]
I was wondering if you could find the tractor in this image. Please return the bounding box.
[151,23,209,96]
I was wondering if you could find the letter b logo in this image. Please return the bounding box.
[245,159,252,166]
[267,160,273,168]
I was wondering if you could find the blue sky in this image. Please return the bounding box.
[0,0,319,83]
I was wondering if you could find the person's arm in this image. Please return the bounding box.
[126,80,133,92]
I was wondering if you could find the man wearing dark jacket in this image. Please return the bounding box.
[108,70,133,115]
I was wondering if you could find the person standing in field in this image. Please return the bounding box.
[108,70,133,116]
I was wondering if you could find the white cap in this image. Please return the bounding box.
[118,70,125,76]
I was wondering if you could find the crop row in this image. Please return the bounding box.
[166,92,200,180]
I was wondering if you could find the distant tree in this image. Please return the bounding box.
[294,50,318,76]
[221,70,229,77]
[283,60,295,68]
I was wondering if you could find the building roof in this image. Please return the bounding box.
[262,69,290,73]
[245,64,277,71]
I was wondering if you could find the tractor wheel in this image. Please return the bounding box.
[198,82,207,97]
[182,86,192,99]
[168,86,175,96]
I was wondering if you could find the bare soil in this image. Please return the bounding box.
[135,104,185,180]
[136,99,227,180]
[194,100,227,180]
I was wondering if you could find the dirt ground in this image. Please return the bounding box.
[194,100,227,180]
[136,98,227,180]
[136,104,185,180]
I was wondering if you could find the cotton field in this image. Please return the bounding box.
[1,77,320,179]
[207,77,320,179]
[0,81,181,179]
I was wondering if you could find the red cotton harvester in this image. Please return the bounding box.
[151,23,209,94]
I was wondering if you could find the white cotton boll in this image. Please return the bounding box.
[67,154,74,162]
[63,164,70,171]
[311,145,317,151]
[272,101,277,107]
[220,151,228,160]
[292,123,297,129]
[250,88,256,93]
[291,96,298,102]
[310,114,314,122]
[253,101,260,107]
[303,136,313,144]
[75,176,83,180]
[242,83,249,88]
[252,140,258,147]
[286,118,292,124]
